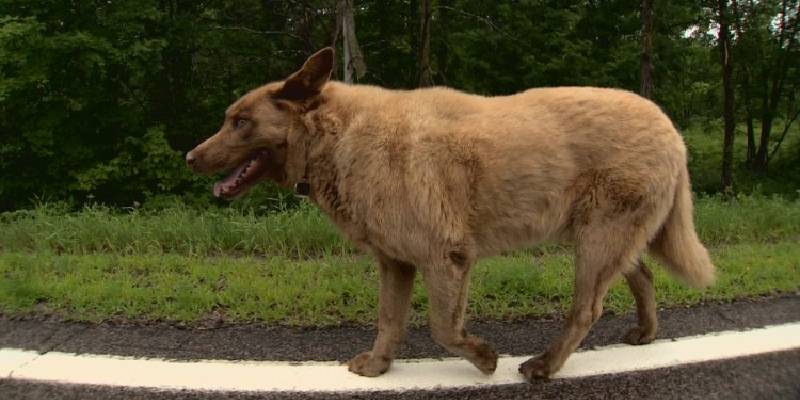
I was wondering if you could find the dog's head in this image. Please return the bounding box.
[186,47,334,199]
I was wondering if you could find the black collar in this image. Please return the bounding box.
[293,134,313,198]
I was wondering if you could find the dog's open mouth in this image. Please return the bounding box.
[213,151,270,199]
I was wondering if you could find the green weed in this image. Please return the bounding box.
[1,195,798,258]
[1,241,796,326]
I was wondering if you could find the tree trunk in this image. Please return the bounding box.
[718,0,736,193]
[753,0,799,172]
[639,0,654,99]
[754,106,774,172]
[435,0,452,86]
[731,0,757,166]
[338,0,366,84]
[418,0,434,87]
[298,4,313,55]
[769,108,800,160]
[343,15,352,84]
[745,111,756,166]
[330,1,343,80]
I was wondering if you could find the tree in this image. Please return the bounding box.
[731,0,800,172]
[717,0,736,192]
[752,0,800,172]
[640,0,654,98]
[418,0,434,87]
[731,0,758,166]
[1,0,797,209]
[337,0,366,83]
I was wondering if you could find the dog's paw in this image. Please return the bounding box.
[347,351,391,377]
[518,354,555,382]
[622,326,656,345]
[471,341,499,375]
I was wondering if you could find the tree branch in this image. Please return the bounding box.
[435,5,501,31]
[212,25,304,42]
[769,107,800,160]
[434,5,535,52]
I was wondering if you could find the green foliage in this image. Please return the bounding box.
[0,0,797,210]
[0,1,169,208]
[71,127,207,199]
[685,119,800,195]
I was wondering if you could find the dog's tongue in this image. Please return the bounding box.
[212,162,249,198]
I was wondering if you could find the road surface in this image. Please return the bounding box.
[2,295,798,399]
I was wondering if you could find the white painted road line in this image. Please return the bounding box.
[0,348,40,378]
[2,323,799,392]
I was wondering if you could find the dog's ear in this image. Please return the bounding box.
[276,47,334,101]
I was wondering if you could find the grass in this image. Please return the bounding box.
[0,194,797,326]
[0,201,351,258]
[1,194,798,259]
[0,241,797,326]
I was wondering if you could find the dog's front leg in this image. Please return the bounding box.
[422,253,498,375]
[348,255,416,377]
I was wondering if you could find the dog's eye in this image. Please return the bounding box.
[234,118,249,129]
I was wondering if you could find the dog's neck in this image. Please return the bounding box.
[292,132,314,197]
[291,84,351,202]
[290,82,358,219]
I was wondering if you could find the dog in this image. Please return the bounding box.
[186,47,715,381]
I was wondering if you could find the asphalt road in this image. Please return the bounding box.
[1,295,799,399]
[1,295,798,362]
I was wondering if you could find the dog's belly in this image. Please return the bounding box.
[474,226,550,258]
[472,202,570,258]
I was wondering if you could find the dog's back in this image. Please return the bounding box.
[321,83,688,260]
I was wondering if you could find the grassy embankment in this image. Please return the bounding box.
[0,195,798,326]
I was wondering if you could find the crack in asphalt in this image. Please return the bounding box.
[5,318,94,379]
[7,353,40,379]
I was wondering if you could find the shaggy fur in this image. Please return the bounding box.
[187,48,716,381]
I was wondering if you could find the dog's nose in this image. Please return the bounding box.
[185,151,196,166]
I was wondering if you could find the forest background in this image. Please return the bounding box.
[1,0,798,212]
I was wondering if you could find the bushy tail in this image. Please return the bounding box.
[649,167,716,288]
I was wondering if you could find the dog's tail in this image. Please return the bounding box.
[649,166,716,288]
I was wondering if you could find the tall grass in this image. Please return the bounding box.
[1,195,798,258]
[0,201,351,258]
[694,194,800,244]
[1,193,798,325]
[1,241,797,325]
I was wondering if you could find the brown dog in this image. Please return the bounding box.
[187,48,715,381]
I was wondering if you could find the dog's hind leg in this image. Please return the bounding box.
[519,223,648,381]
[348,255,416,377]
[421,250,498,375]
[622,260,658,345]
